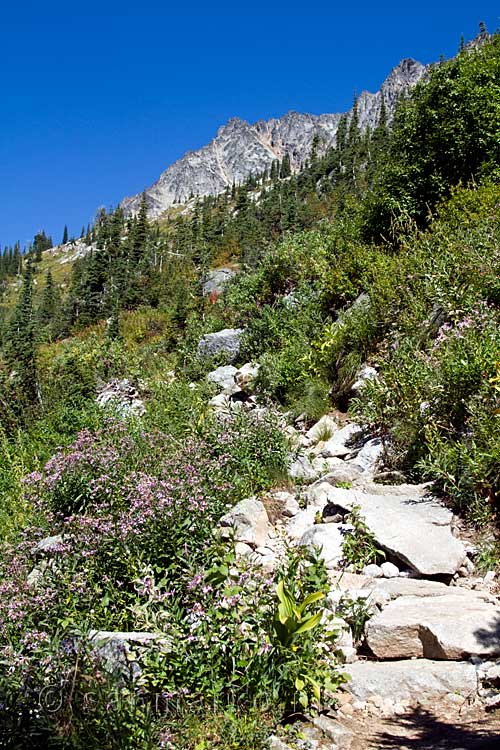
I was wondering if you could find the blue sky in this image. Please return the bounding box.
[1,1,498,248]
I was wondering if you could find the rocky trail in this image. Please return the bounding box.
[29,351,500,748]
[207,358,500,749]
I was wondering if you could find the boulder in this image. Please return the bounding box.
[316,462,364,487]
[365,593,500,659]
[219,497,269,547]
[371,577,467,599]
[305,415,339,445]
[289,453,319,483]
[311,455,349,476]
[299,524,352,569]
[321,424,364,458]
[311,716,353,748]
[348,437,384,475]
[197,328,244,363]
[346,659,478,703]
[307,484,466,577]
[207,365,238,391]
[363,564,383,578]
[286,508,318,540]
[202,267,236,296]
[381,562,400,579]
[278,492,300,517]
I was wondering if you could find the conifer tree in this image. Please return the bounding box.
[5,255,40,407]
[280,153,291,178]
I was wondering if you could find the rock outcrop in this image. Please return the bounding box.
[122,60,426,218]
[197,328,244,363]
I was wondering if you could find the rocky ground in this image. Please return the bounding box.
[31,353,500,748]
[207,359,500,749]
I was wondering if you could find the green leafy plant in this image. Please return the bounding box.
[272,580,325,649]
[342,505,385,571]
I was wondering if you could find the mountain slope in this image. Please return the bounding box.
[122,58,426,217]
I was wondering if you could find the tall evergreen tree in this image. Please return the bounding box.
[5,256,40,407]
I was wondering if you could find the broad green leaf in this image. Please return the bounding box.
[294,611,322,635]
[299,590,325,613]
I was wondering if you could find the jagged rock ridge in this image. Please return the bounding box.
[122,58,426,217]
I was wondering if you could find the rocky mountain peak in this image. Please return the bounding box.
[121,58,427,218]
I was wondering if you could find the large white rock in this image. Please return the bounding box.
[308,484,466,577]
[219,497,269,547]
[299,524,352,569]
[321,424,364,458]
[197,328,244,363]
[348,437,385,475]
[207,365,238,391]
[289,453,319,483]
[305,415,339,445]
[366,593,500,659]
[346,659,478,703]
[286,508,318,540]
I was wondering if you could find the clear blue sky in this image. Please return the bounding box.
[1,1,498,248]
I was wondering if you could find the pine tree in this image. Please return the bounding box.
[280,153,292,178]
[62,225,69,244]
[5,255,40,407]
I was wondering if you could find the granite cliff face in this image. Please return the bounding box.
[122,58,426,218]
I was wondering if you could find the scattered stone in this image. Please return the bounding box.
[219,497,269,547]
[346,659,478,703]
[381,561,400,578]
[348,437,385,475]
[485,694,500,711]
[305,415,339,445]
[311,715,353,748]
[289,453,319,483]
[235,362,260,392]
[365,593,500,659]
[351,364,378,394]
[307,484,466,577]
[207,365,238,391]
[363,564,384,578]
[321,424,364,458]
[299,524,352,569]
[32,534,65,557]
[202,267,236,296]
[96,379,145,417]
[197,328,244,363]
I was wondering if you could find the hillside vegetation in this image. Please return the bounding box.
[1,31,500,749]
